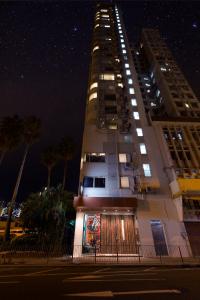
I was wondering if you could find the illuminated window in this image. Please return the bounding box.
[145,83,150,87]
[124,55,128,60]
[118,83,123,88]
[106,38,112,41]
[117,74,122,78]
[119,153,131,163]
[89,92,97,102]
[102,14,110,18]
[120,39,124,43]
[185,103,190,108]
[93,45,99,52]
[108,124,117,129]
[90,82,98,90]
[104,25,110,28]
[140,143,147,154]
[143,164,151,177]
[133,112,140,119]
[121,44,125,48]
[126,70,131,75]
[128,78,133,84]
[119,154,126,163]
[156,89,160,97]
[136,128,143,136]
[120,176,129,188]
[100,9,108,12]
[122,49,126,53]
[147,89,150,93]
[99,74,115,80]
[129,88,135,94]
[131,99,137,106]
[125,63,129,68]
[119,30,122,34]
[95,24,99,28]
[160,67,167,72]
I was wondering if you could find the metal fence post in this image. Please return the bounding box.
[178,246,184,264]
[138,245,141,264]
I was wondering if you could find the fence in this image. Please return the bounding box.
[0,243,199,265]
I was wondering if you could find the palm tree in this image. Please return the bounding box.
[0,115,23,166]
[58,137,75,191]
[41,146,58,189]
[4,116,41,241]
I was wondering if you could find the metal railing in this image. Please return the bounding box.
[0,243,199,265]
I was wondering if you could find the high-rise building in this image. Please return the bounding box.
[73,3,200,257]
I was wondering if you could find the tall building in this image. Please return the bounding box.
[73,3,200,257]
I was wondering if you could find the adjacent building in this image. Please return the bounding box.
[73,3,200,257]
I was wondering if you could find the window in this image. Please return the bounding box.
[124,135,132,143]
[120,176,129,188]
[136,128,143,136]
[143,164,151,177]
[108,123,117,129]
[95,177,105,188]
[102,14,109,18]
[131,99,137,106]
[119,30,122,34]
[128,78,133,84]
[93,45,99,52]
[120,39,124,43]
[89,92,97,102]
[133,112,140,119]
[90,82,98,90]
[122,49,126,54]
[104,25,110,28]
[126,70,131,75]
[100,9,108,12]
[95,24,99,28]
[86,153,105,162]
[125,63,129,68]
[119,153,128,163]
[83,176,93,187]
[185,103,190,108]
[140,143,147,154]
[99,74,115,80]
[118,83,123,88]
[129,88,135,94]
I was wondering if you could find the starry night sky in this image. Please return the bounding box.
[0,1,200,204]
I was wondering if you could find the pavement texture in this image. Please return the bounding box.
[0,265,200,299]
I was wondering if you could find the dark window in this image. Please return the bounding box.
[95,177,105,188]
[175,101,183,107]
[86,153,105,162]
[83,177,93,187]
[191,102,198,108]
[104,94,116,101]
[105,106,117,114]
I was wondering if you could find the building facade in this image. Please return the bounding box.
[73,3,200,257]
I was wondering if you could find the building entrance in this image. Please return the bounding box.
[82,213,136,254]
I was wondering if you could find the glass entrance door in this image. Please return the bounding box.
[151,220,168,256]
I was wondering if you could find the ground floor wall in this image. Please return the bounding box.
[73,205,192,258]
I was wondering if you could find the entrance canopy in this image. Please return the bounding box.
[74,196,137,211]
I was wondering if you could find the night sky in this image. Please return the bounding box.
[0,1,200,204]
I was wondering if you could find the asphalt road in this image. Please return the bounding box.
[0,265,199,299]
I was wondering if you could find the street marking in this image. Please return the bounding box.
[144,267,155,271]
[0,281,20,284]
[64,291,113,297]
[63,278,166,282]
[65,289,181,297]
[93,268,111,273]
[23,267,62,276]
[114,289,181,295]
[67,275,103,280]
